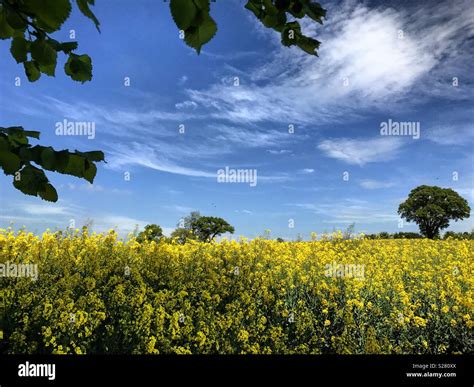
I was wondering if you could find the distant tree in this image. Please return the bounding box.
[192,216,235,242]
[182,211,201,231]
[137,224,163,243]
[443,230,474,240]
[378,232,390,239]
[170,227,196,244]
[343,223,355,240]
[363,233,377,240]
[398,186,471,239]
[276,237,285,242]
[392,232,422,239]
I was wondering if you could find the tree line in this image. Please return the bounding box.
[136,186,471,243]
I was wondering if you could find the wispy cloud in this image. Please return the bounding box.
[289,199,399,225]
[22,203,71,216]
[183,0,474,125]
[359,179,396,189]
[425,124,474,146]
[317,137,404,166]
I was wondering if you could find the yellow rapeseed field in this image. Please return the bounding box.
[0,229,472,354]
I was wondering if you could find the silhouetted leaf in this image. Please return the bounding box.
[76,0,100,31]
[170,0,198,30]
[0,150,20,175]
[64,53,92,82]
[184,15,217,54]
[23,61,41,81]
[10,36,29,63]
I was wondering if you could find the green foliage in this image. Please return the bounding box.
[443,231,474,240]
[392,232,423,239]
[245,0,325,55]
[398,186,471,239]
[170,212,234,243]
[169,0,325,55]
[0,0,101,201]
[170,0,217,54]
[0,0,97,83]
[192,216,235,242]
[137,224,164,243]
[170,228,196,245]
[0,127,105,202]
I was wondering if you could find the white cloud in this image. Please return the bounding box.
[211,124,297,148]
[267,149,292,155]
[425,124,474,145]
[317,137,404,165]
[22,203,71,216]
[92,215,150,234]
[175,100,198,110]
[300,168,315,174]
[184,0,474,125]
[359,179,396,189]
[163,205,195,214]
[106,143,217,178]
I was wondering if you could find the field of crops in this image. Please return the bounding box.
[0,229,472,354]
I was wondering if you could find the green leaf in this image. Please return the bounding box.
[5,9,27,30]
[0,8,15,39]
[305,2,326,23]
[40,147,56,170]
[184,15,217,54]
[76,150,105,162]
[13,165,49,197]
[58,41,78,53]
[2,127,32,145]
[245,1,261,17]
[23,130,41,139]
[39,62,56,76]
[76,0,100,32]
[64,53,92,83]
[47,39,78,54]
[10,36,29,63]
[83,161,97,183]
[24,0,72,32]
[0,150,21,175]
[296,35,320,55]
[170,0,198,30]
[193,0,211,11]
[30,39,57,67]
[281,21,301,46]
[63,154,86,178]
[289,1,305,18]
[24,60,41,82]
[38,183,58,202]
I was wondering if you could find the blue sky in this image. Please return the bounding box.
[0,0,473,239]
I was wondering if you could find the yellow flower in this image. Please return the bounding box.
[441,306,450,313]
[324,320,331,327]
